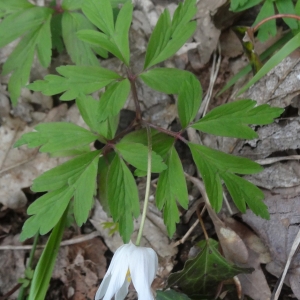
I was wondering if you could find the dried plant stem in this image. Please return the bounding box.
[0,231,101,251]
[253,14,300,33]
[196,205,209,241]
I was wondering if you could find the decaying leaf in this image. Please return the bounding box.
[168,238,251,299]
[243,188,300,299]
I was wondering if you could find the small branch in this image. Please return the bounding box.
[128,71,142,122]
[144,121,188,143]
[0,283,22,300]
[0,231,101,251]
[253,14,300,33]
[196,205,209,241]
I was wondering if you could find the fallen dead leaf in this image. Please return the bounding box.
[243,188,300,299]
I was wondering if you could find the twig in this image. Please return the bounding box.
[197,42,221,118]
[173,203,207,247]
[173,219,200,247]
[0,283,22,300]
[223,192,233,216]
[255,155,300,165]
[271,227,300,300]
[196,205,209,241]
[0,231,101,251]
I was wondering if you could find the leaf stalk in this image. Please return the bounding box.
[136,125,152,246]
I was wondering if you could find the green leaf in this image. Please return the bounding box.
[119,129,174,158]
[31,151,100,192]
[82,0,114,36]
[76,95,105,136]
[62,12,101,66]
[1,7,53,105]
[238,32,300,95]
[139,68,194,94]
[98,153,116,215]
[3,30,37,106]
[222,172,269,219]
[28,65,121,100]
[77,30,122,61]
[14,122,98,156]
[21,187,73,239]
[62,0,84,10]
[168,239,252,299]
[0,0,34,14]
[156,146,188,236]
[156,290,191,300]
[253,1,276,42]
[76,94,119,140]
[188,143,263,212]
[97,79,131,121]
[73,153,99,225]
[178,75,202,128]
[36,14,52,68]
[107,155,140,242]
[113,1,133,65]
[276,0,298,30]
[0,7,52,47]
[144,0,197,69]
[191,99,284,139]
[230,0,262,12]
[21,152,100,238]
[26,208,68,300]
[115,141,167,173]
[51,13,64,53]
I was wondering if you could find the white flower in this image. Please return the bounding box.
[95,241,158,300]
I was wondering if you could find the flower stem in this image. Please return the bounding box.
[136,125,152,246]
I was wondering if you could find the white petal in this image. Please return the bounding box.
[95,243,133,300]
[115,278,130,300]
[95,274,111,300]
[129,246,158,300]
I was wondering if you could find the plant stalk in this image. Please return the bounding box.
[136,125,152,246]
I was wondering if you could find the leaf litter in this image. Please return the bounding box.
[1,0,300,299]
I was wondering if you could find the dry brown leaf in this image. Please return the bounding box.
[243,188,300,299]
[52,237,107,300]
[0,235,25,299]
[224,217,271,300]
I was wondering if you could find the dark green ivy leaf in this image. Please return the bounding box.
[14,122,98,156]
[156,290,191,300]
[28,65,121,100]
[191,99,284,139]
[107,155,140,242]
[168,239,252,299]
[156,146,188,237]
